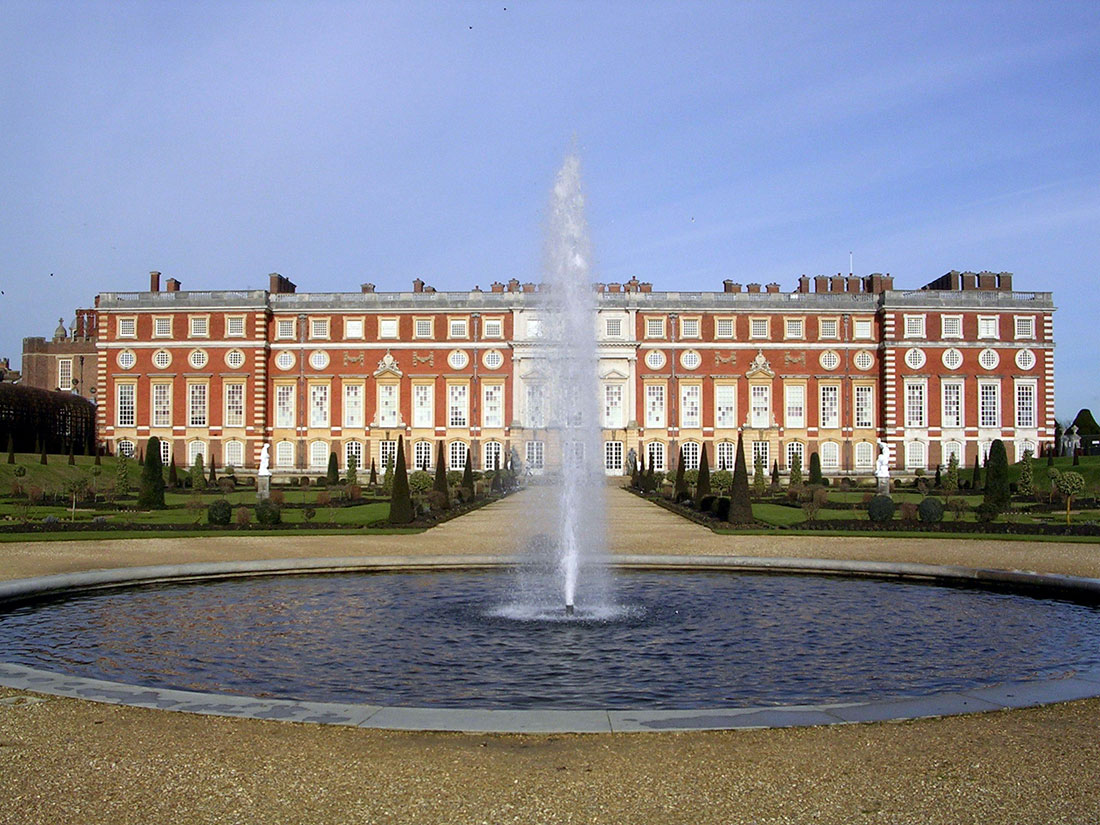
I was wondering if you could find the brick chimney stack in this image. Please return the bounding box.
[166,278,181,292]
[360,283,375,293]
[149,271,161,292]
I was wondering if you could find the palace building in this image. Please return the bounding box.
[91,269,1055,477]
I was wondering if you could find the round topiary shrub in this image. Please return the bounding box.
[408,470,433,494]
[867,495,896,523]
[207,498,232,525]
[255,499,281,525]
[918,496,945,524]
[13,465,26,477]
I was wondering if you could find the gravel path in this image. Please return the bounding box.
[2,487,1099,824]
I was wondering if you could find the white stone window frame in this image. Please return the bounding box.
[224,349,247,369]
[644,316,666,339]
[345,440,364,472]
[1015,348,1036,371]
[274,350,296,371]
[852,317,873,340]
[715,384,737,429]
[151,382,173,428]
[1014,315,1036,340]
[449,440,469,472]
[854,441,875,468]
[941,380,964,430]
[378,317,400,340]
[1014,379,1038,430]
[525,440,544,470]
[819,384,840,430]
[482,441,504,472]
[903,314,926,339]
[714,317,736,340]
[941,315,964,339]
[904,348,926,370]
[978,380,1000,429]
[187,382,208,428]
[159,439,171,467]
[645,383,666,429]
[152,316,174,339]
[153,349,172,370]
[603,383,624,429]
[188,315,210,339]
[749,317,770,340]
[644,350,666,370]
[482,350,504,370]
[680,384,702,429]
[717,441,737,471]
[751,440,770,470]
[274,384,296,429]
[413,440,433,471]
[447,316,470,340]
[679,316,702,339]
[604,441,624,472]
[682,441,701,471]
[275,441,295,468]
[309,317,331,340]
[412,317,435,340]
[482,317,505,339]
[188,349,208,370]
[853,350,874,371]
[116,382,137,428]
[223,382,246,428]
[448,384,469,428]
[375,383,399,428]
[116,316,138,339]
[942,348,964,370]
[978,348,1000,370]
[819,350,841,371]
[646,441,666,473]
[310,441,330,469]
[820,441,840,470]
[275,317,297,341]
[343,382,365,429]
[482,383,504,429]
[225,315,247,338]
[854,384,874,430]
[308,350,330,370]
[905,440,927,470]
[343,316,366,340]
[679,350,702,371]
[784,383,805,429]
[786,440,804,471]
[904,379,927,429]
[224,440,245,468]
[750,384,771,428]
[116,350,137,370]
[412,383,434,429]
[784,317,805,340]
[309,383,330,429]
[188,440,207,465]
[117,439,136,458]
[447,350,470,370]
[604,317,623,339]
[818,317,840,340]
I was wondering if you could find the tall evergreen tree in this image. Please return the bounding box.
[673,446,687,500]
[137,436,166,509]
[94,444,101,466]
[388,436,414,524]
[1018,448,1035,497]
[728,432,754,524]
[943,453,959,493]
[115,453,131,497]
[208,455,218,485]
[753,453,766,497]
[789,450,803,487]
[462,447,474,492]
[67,442,75,466]
[39,439,47,465]
[327,452,339,485]
[191,453,207,491]
[368,458,378,486]
[770,459,780,488]
[983,439,1010,513]
[168,455,179,488]
[808,452,822,485]
[6,433,14,464]
[971,451,982,490]
[433,440,449,507]
[695,442,711,506]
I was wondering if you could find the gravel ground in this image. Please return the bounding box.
[2,487,1099,824]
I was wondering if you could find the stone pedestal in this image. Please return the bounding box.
[876,476,891,495]
[257,476,270,501]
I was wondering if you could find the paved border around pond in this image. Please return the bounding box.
[3,554,1100,734]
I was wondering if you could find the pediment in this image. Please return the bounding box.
[599,366,631,380]
[373,350,403,378]
[745,349,775,379]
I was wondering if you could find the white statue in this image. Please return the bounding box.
[258,443,272,477]
[874,441,891,492]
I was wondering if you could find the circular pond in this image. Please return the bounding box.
[3,569,1100,710]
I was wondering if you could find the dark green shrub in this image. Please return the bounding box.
[235,506,250,526]
[709,469,732,495]
[699,495,717,513]
[728,433,753,524]
[409,470,433,494]
[427,489,449,512]
[207,499,232,525]
[255,499,281,525]
[433,440,449,508]
[808,452,822,485]
[867,495,895,523]
[327,452,339,485]
[714,497,732,521]
[137,437,166,509]
[675,490,693,505]
[975,501,1000,523]
[303,506,316,522]
[918,497,945,524]
[389,436,414,524]
[983,439,1010,514]
[13,465,26,478]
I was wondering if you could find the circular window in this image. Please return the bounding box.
[275,351,296,371]
[1015,349,1036,370]
[644,350,666,370]
[309,350,330,370]
[680,350,701,370]
[483,350,504,370]
[820,350,840,370]
[904,348,926,370]
[225,349,246,369]
[978,348,1000,370]
[153,349,172,369]
[116,350,136,370]
[448,350,469,370]
[854,351,874,371]
[942,348,963,370]
[188,349,208,370]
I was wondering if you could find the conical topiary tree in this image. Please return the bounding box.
[7,433,14,464]
[943,453,959,493]
[208,455,218,485]
[462,447,474,493]
[753,452,766,497]
[789,450,802,487]
[388,436,413,524]
[728,432,753,524]
[327,452,339,486]
[433,440,449,506]
[971,452,982,491]
[39,439,47,465]
[673,446,687,500]
[983,439,1010,514]
[770,459,780,490]
[695,442,711,506]
[808,452,822,485]
[369,458,378,487]
[1018,448,1035,497]
[137,436,166,509]
[168,454,179,488]
[191,453,207,491]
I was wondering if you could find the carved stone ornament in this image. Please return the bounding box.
[412,351,434,367]
[784,352,806,365]
[714,351,735,365]
[745,349,775,378]
[343,351,365,365]
[373,350,403,378]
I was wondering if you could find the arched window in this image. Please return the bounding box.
[820,441,839,470]
[449,440,469,473]
[188,440,206,465]
[525,440,544,470]
[1016,440,1036,462]
[160,438,172,467]
[786,440,805,470]
[224,440,243,468]
[483,441,503,471]
[117,439,135,458]
[681,441,700,471]
[275,440,295,468]
[854,441,874,469]
[943,441,963,466]
[906,441,927,469]
[716,441,736,471]
[414,441,433,471]
[310,440,329,469]
[647,441,666,473]
[345,441,363,472]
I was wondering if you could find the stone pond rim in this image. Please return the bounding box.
[2,554,1100,734]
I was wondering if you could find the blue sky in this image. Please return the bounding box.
[2,1,1098,417]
